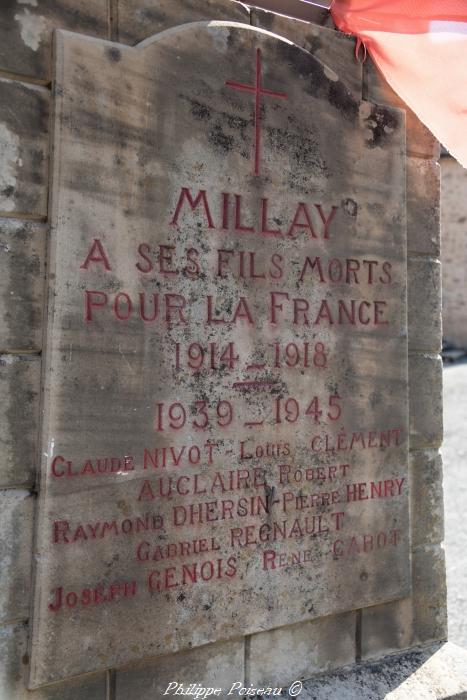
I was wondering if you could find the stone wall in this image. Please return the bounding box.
[441,155,467,349]
[0,1,444,698]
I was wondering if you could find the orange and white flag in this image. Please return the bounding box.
[331,0,467,166]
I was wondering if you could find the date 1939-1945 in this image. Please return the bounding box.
[154,395,342,432]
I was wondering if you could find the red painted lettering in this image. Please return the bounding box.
[171,187,214,228]
[84,290,108,321]
[80,238,111,271]
[315,204,338,239]
[270,292,289,324]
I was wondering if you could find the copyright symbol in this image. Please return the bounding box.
[289,680,303,697]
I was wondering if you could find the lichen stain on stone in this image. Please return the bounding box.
[265,121,328,192]
[363,105,400,149]
[304,34,323,56]
[190,100,212,122]
[14,8,46,52]
[226,113,248,133]
[105,47,121,63]
[3,358,38,486]
[208,123,234,154]
[277,42,358,123]
[329,83,358,122]
[0,123,20,212]
[29,148,45,186]
[343,198,358,218]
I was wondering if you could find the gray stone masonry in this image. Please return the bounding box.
[0,79,49,219]
[440,156,467,348]
[0,354,41,488]
[359,38,444,664]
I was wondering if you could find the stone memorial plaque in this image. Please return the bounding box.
[30,22,409,687]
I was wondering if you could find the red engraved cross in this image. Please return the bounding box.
[226,48,288,177]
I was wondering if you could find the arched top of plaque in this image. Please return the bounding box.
[51,20,404,233]
[132,20,361,180]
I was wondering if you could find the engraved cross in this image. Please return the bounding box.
[226,48,288,176]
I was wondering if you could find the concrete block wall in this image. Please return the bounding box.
[0,1,444,697]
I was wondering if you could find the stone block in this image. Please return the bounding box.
[0,354,41,488]
[117,0,250,45]
[361,597,414,661]
[0,219,46,352]
[299,643,467,699]
[409,354,443,450]
[440,156,467,347]
[0,623,106,699]
[409,450,444,548]
[248,613,356,687]
[0,490,34,624]
[250,9,362,98]
[361,546,447,660]
[363,59,440,160]
[0,0,108,81]
[0,79,49,218]
[115,639,244,699]
[412,545,447,645]
[407,157,440,257]
[408,257,441,353]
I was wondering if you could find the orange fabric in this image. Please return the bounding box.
[331,0,467,166]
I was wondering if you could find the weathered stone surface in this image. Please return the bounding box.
[0,79,49,218]
[0,0,108,81]
[412,545,447,645]
[299,643,467,699]
[363,60,440,161]
[248,0,332,27]
[361,597,413,661]
[0,490,34,623]
[117,0,250,45]
[0,219,46,352]
[248,612,355,686]
[116,638,244,699]
[443,363,467,650]
[407,258,441,353]
[250,9,362,98]
[30,24,408,686]
[361,543,447,660]
[407,157,440,258]
[441,155,467,347]
[0,490,34,624]
[0,354,40,487]
[409,450,444,548]
[0,623,106,700]
[409,354,443,449]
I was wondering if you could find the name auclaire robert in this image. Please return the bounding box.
[79,186,394,328]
